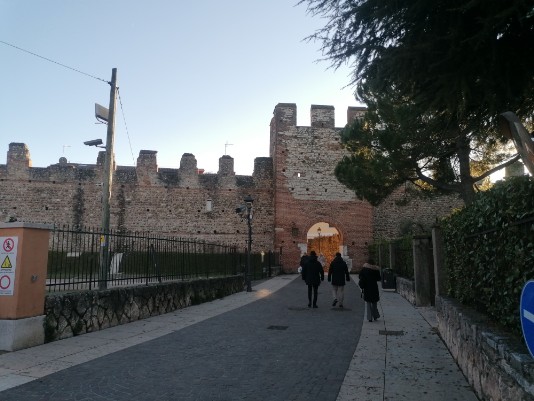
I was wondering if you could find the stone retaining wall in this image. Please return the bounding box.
[395,279,534,400]
[395,276,416,305]
[437,296,534,401]
[44,276,244,343]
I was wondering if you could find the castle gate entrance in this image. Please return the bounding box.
[301,222,343,272]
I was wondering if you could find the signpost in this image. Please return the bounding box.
[520,280,534,358]
[0,236,18,296]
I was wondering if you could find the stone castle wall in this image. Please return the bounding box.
[374,184,464,240]
[0,103,462,267]
[270,104,373,271]
[0,143,275,252]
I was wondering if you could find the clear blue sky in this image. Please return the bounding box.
[0,1,361,175]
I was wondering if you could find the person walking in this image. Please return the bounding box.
[318,253,326,269]
[302,250,324,308]
[298,252,309,274]
[359,259,381,322]
[328,252,350,308]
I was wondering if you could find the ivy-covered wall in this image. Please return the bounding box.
[442,176,534,335]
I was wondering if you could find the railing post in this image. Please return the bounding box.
[432,225,447,297]
[412,235,435,306]
[389,241,396,272]
[378,242,383,266]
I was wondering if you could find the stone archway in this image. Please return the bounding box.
[306,222,341,271]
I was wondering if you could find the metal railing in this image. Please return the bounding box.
[46,225,244,292]
[369,236,414,279]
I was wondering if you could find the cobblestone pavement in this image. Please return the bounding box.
[0,276,364,401]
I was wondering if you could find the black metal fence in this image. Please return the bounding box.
[369,236,414,279]
[47,225,280,293]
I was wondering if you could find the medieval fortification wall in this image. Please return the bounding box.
[0,143,275,252]
[270,103,373,270]
[0,103,462,271]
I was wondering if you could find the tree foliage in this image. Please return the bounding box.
[300,0,534,120]
[300,0,534,205]
[335,85,520,205]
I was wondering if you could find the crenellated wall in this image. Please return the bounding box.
[0,104,462,267]
[0,143,275,252]
[270,103,373,271]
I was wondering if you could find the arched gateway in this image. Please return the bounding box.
[305,223,343,271]
[270,104,373,273]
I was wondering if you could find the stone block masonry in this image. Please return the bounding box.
[0,104,462,271]
[374,183,464,240]
[0,143,275,253]
[270,103,373,271]
[397,279,534,401]
[437,296,534,401]
[44,276,243,342]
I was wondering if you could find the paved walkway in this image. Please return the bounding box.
[0,275,479,400]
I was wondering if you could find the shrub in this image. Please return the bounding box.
[442,176,534,335]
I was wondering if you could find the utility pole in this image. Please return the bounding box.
[99,68,118,290]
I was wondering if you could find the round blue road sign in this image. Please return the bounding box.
[520,280,534,358]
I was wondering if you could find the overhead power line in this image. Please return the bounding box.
[0,39,108,84]
[117,88,136,166]
[2,40,137,166]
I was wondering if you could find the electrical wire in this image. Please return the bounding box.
[0,39,108,84]
[2,39,137,165]
[117,88,136,166]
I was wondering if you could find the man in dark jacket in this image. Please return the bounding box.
[302,251,324,308]
[328,252,350,308]
[299,253,310,274]
[359,259,381,322]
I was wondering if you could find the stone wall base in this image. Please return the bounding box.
[0,315,45,351]
[393,279,534,400]
[44,275,244,343]
[437,296,534,401]
[395,276,416,305]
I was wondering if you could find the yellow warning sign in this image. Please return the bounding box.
[1,255,12,269]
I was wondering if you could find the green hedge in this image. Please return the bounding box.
[442,176,534,335]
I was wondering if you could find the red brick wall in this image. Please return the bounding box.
[271,104,373,272]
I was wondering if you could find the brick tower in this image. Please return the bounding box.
[270,103,372,272]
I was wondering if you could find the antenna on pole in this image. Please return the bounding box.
[224,141,233,155]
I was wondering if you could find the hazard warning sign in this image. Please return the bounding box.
[1,255,13,269]
[0,236,18,296]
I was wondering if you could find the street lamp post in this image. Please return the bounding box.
[244,195,254,292]
[236,195,254,292]
[317,226,322,254]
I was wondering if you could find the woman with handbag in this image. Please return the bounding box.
[359,259,381,322]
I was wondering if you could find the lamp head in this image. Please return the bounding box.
[84,139,104,147]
